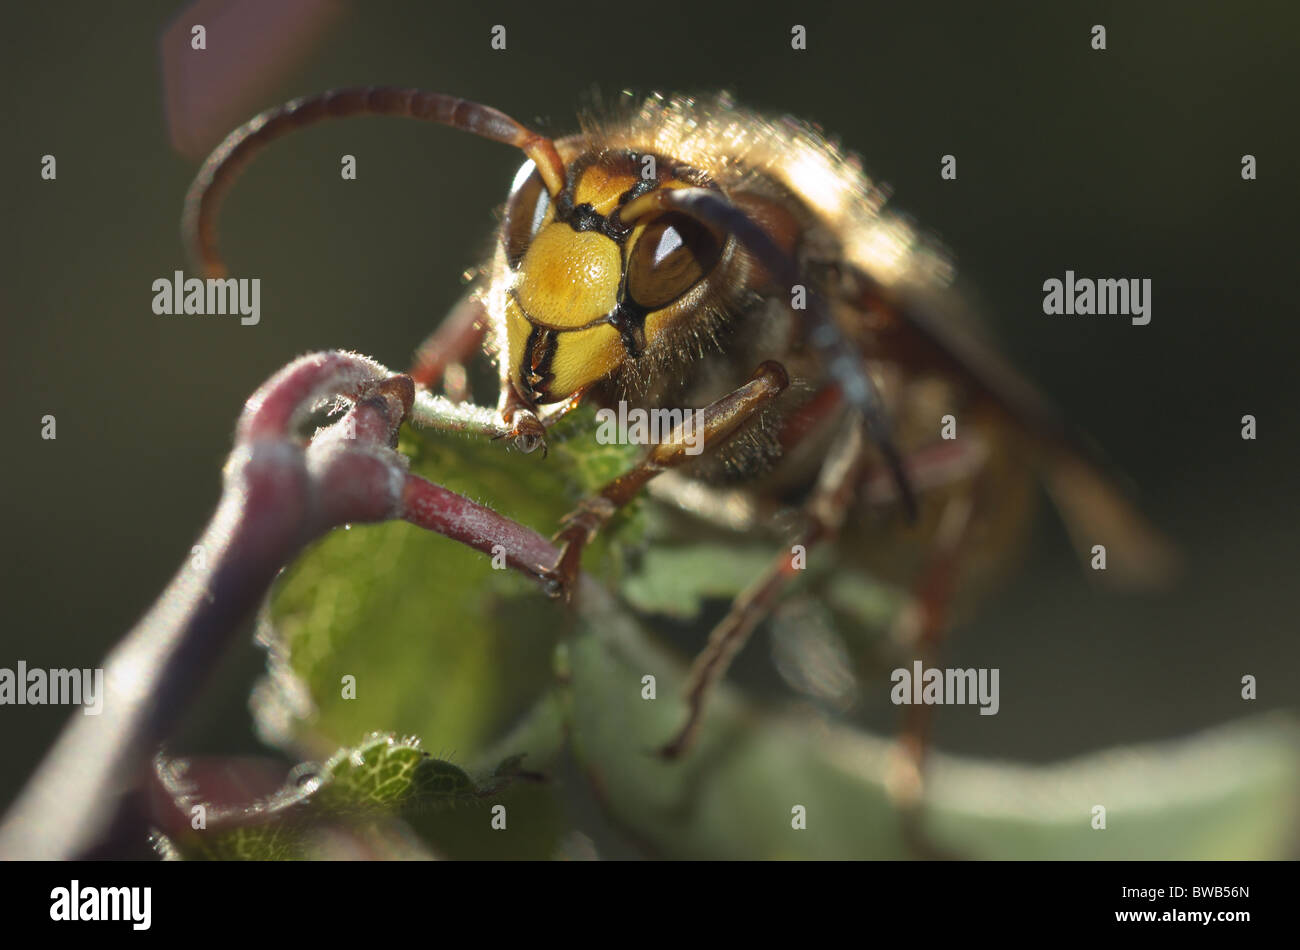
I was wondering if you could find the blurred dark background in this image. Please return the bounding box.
[2,0,1297,818]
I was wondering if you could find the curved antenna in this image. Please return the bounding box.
[618,187,919,520]
[182,87,566,278]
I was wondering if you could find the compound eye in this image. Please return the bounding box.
[502,161,551,268]
[625,212,722,311]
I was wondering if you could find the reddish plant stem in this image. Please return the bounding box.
[401,476,558,586]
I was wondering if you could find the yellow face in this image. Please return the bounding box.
[501,153,725,404]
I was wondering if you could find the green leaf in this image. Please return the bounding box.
[919,713,1300,859]
[154,734,534,860]
[251,413,636,857]
[259,424,579,758]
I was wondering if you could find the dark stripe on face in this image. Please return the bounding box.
[522,325,557,401]
[511,274,650,376]
[608,299,648,359]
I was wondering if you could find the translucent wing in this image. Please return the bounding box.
[852,274,1179,587]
